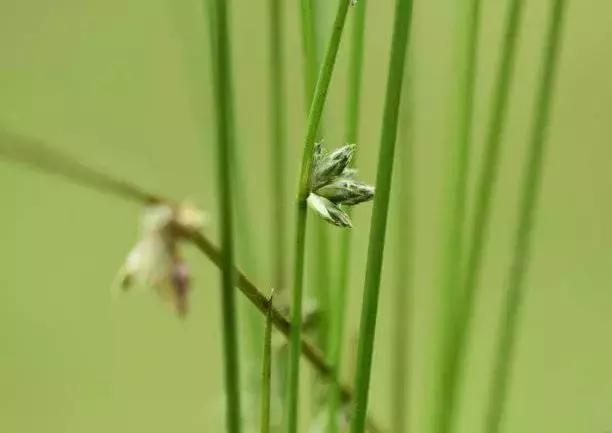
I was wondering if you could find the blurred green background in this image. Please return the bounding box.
[1,0,611,432]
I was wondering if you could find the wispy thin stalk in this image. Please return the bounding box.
[207,0,242,430]
[391,59,415,433]
[0,130,385,433]
[261,291,275,433]
[327,1,367,431]
[286,1,352,433]
[300,0,319,109]
[350,0,414,431]
[484,2,567,432]
[433,1,525,432]
[429,0,482,433]
[211,0,263,394]
[299,0,331,359]
[268,0,287,293]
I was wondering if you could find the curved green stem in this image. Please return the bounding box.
[350,0,414,431]
[484,1,567,432]
[286,2,352,433]
[327,1,367,432]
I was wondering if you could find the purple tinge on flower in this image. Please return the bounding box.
[116,202,205,317]
[171,258,191,317]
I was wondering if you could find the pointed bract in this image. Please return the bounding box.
[307,193,352,228]
[312,143,356,190]
[315,178,375,205]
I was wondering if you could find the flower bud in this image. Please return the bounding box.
[307,193,352,228]
[315,179,375,205]
[311,143,356,190]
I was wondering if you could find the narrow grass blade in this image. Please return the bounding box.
[261,291,275,433]
[429,0,482,433]
[287,1,352,432]
[268,0,287,293]
[350,0,415,431]
[300,0,319,109]
[327,1,367,431]
[206,0,242,431]
[391,60,416,433]
[484,1,568,432]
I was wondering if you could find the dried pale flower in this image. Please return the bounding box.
[116,202,206,317]
[315,178,375,205]
[307,193,352,228]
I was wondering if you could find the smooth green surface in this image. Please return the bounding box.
[429,1,481,433]
[484,1,568,432]
[391,59,415,433]
[350,0,414,431]
[286,2,350,433]
[327,1,367,431]
[436,1,526,433]
[1,1,612,433]
[207,0,242,431]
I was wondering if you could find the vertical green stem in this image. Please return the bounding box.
[433,0,525,432]
[350,0,414,431]
[261,292,275,433]
[269,0,287,292]
[206,0,261,395]
[484,2,567,432]
[300,0,319,108]
[391,61,415,433]
[286,2,352,433]
[327,1,366,432]
[429,0,481,433]
[207,0,242,431]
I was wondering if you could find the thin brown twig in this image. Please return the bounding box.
[0,129,385,433]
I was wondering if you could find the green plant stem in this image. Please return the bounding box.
[0,129,385,433]
[391,61,415,433]
[433,1,525,432]
[269,0,287,292]
[287,1,352,433]
[484,1,567,432]
[429,1,482,433]
[261,291,275,433]
[300,0,330,360]
[208,0,242,431]
[327,1,366,432]
[300,0,319,108]
[350,0,414,431]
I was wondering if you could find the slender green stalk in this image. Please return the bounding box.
[300,0,319,107]
[207,0,242,431]
[429,1,482,433]
[391,60,415,433]
[300,0,330,360]
[268,0,287,292]
[286,1,352,433]
[0,129,386,433]
[485,2,567,432]
[205,0,262,398]
[327,1,367,432]
[350,0,414,431]
[432,1,525,432]
[261,291,275,433]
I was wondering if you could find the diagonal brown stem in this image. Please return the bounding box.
[0,129,384,433]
